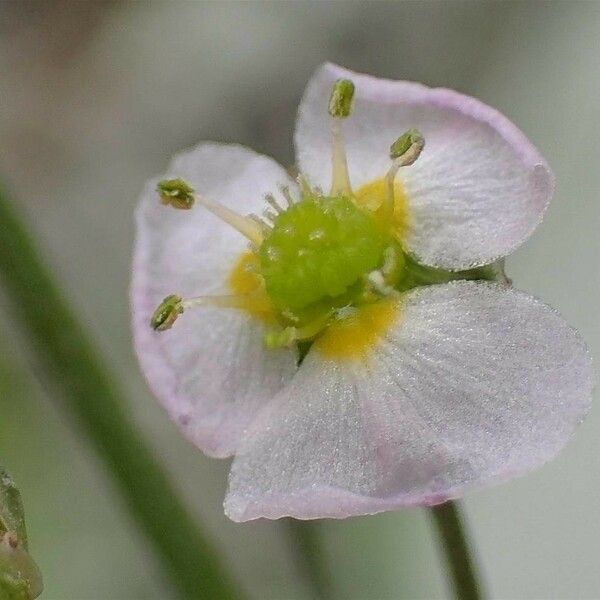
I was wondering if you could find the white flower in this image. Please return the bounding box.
[132,63,594,521]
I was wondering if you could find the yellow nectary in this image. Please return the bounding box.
[354,178,410,240]
[314,298,399,359]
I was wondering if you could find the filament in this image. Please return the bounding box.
[330,119,352,196]
[195,194,264,246]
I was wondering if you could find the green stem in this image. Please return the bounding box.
[286,520,332,600]
[0,184,243,600]
[429,501,484,600]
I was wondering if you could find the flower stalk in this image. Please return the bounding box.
[286,520,332,600]
[429,501,484,600]
[0,182,243,600]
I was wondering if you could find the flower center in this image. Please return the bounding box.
[150,79,501,360]
[226,180,407,355]
[260,193,389,310]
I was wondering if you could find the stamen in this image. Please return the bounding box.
[157,177,264,245]
[381,246,399,277]
[151,294,183,331]
[265,193,284,214]
[157,178,195,209]
[297,174,315,198]
[264,327,296,349]
[328,79,355,118]
[278,185,296,206]
[366,270,394,296]
[151,292,266,331]
[194,194,264,246]
[248,214,272,234]
[384,129,425,218]
[389,128,425,165]
[328,79,355,197]
[262,208,279,224]
[182,295,256,310]
[264,311,333,348]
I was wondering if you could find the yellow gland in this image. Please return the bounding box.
[228,252,275,322]
[314,298,400,360]
[354,178,410,240]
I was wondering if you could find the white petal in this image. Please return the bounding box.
[132,142,298,457]
[295,63,554,270]
[225,282,593,520]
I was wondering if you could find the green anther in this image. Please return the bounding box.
[260,195,388,311]
[389,128,425,164]
[157,178,195,209]
[151,294,183,331]
[264,327,297,349]
[328,79,355,118]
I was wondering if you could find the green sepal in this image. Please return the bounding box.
[395,255,504,292]
[0,470,43,599]
[0,471,27,550]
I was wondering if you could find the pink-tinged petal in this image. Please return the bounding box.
[225,282,593,520]
[132,143,298,458]
[295,63,554,270]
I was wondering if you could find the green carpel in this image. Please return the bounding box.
[260,195,389,310]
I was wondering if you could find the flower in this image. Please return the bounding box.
[131,63,594,522]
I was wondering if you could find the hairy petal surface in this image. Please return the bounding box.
[225,282,593,520]
[132,143,298,457]
[295,63,554,270]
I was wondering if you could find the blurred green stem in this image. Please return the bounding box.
[286,520,332,600]
[429,501,484,600]
[0,184,243,600]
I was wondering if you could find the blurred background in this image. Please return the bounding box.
[0,1,599,598]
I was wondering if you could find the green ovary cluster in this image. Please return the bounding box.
[260,195,389,312]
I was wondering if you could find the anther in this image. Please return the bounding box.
[265,193,284,214]
[158,177,264,245]
[157,178,195,209]
[278,185,296,206]
[297,174,315,198]
[382,246,399,277]
[262,208,279,224]
[389,129,425,166]
[328,79,355,197]
[263,311,333,348]
[151,294,183,331]
[366,271,394,296]
[384,129,425,218]
[328,79,355,118]
[264,327,297,349]
[151,292,268,332]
